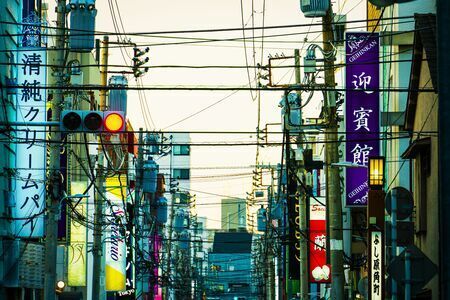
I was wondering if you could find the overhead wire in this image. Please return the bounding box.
[0,15,416,37]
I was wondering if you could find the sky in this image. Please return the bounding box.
[45,0,366,228]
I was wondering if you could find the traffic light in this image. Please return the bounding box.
[60,110,125,133]
[132,47,149,78]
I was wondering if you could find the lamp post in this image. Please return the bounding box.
[330,161,368,297]
[368,157,385,189]
[367,156,385,300]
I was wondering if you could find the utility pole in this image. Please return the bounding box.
[295,48,308,300]
[165,142,175,299]
[135,129,144,297]
[323,8,344,300]
[44,1,66,299]
[92,35,109,300]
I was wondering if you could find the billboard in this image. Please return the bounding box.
[13,48,47,237]
[345,32,380,206]
[309,197,330,283]
[105,175,127,291]
[370,231,383,299]
[68,181,88,286]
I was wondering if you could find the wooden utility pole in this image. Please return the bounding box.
[135,129,144,297]
[91,35,109,300]
[323,8,345,300]
[295,49,308,300]
[165,142,175,299]
[44,1,66,299]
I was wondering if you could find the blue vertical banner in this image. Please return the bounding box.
[345,32,380,206]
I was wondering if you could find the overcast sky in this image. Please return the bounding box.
[45,0,366,228]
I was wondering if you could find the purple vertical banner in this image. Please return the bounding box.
[345,32,380,206]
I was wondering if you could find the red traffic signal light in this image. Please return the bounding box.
[104,112,125,132]
[61,110,125,133]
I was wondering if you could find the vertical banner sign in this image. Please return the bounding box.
[309,197,330,283]
[345,32,380,206]
[153,234,163,300]
[370,231,383,300]
[14,47,47,237]
[68,181,88,286]
[117,189,136,298]
[105,176,127,291]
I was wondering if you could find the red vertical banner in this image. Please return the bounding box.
[309,197,331,283]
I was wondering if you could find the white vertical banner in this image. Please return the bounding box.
[105,175,127,291]
[13,48,47,237]
[371,231,383,300]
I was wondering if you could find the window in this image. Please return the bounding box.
[173,168,190,180]
[173,145,190,156]
[417,149,430,233]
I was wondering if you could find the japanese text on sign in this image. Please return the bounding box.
[345,32,380,206]
[14,49,47,237]
[371,231,383,300]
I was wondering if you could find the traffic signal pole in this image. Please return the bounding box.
[92,35,109,300]
[323,8,345,300]
[44,1,66,299]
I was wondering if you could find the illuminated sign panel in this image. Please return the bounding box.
[345,32,380,206]
[68,181,88,286]
[371,231,383,300]
[13,48,47,237]
[309,197,330,283]
[105,176,127,291]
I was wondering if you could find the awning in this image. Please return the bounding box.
[401,137,431,159]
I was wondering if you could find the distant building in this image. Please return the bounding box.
[221,198,247,232]
[156,133,193,299]
[207,232,255,300]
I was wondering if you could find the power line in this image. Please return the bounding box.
[0,15,415,37]
[0,19,419,53]
[8,83,437,92]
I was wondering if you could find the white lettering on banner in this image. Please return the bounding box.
[353,107,373,131]
[347,39,378,62]
[351,144,373,166]
[314,234,326,251]
[352,72,374,94]
[14,49,47,237]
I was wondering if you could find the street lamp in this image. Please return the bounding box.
[368,156,385,189]
[330,161,368,169]
[367,156,386,300]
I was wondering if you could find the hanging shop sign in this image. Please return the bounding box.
[370,231,383,300]
[345,32,380,206]
[105,175,128,291]
[68,181,88,286]
[152,234,163,299]
[13,47,47,237]
[309,196,330,283]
